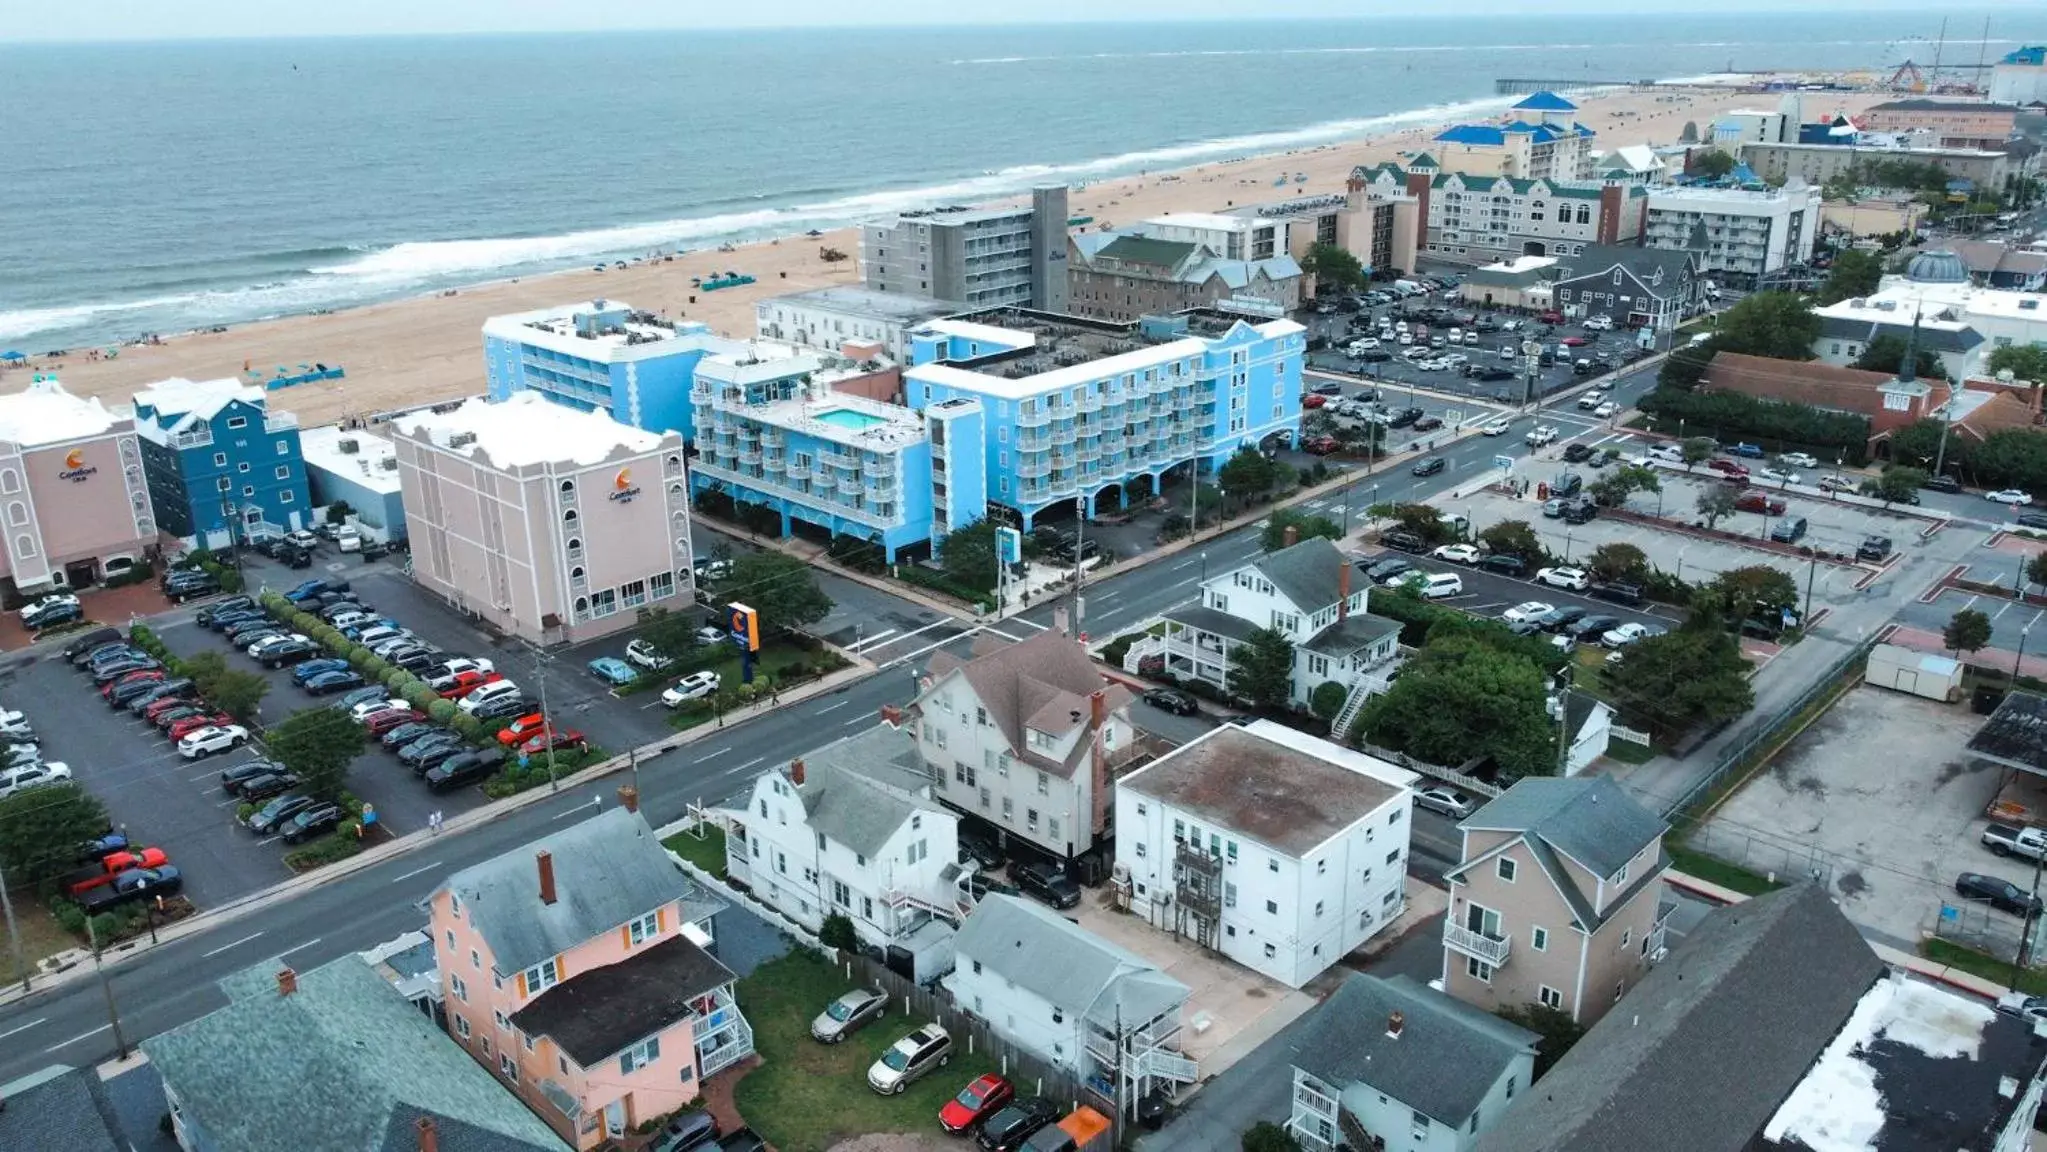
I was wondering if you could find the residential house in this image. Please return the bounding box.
[1945,239,2047,291]
[1286,973,1538,1152]
[1555,694,1615,778]
[947,894,1197,1119]
[1474,884,2047,1152]
[131,376,310,548]
[911,629,1141,868]
[1113,720,1416,988]
[1131,536,1399,729]
[1591,144,1670,185]
[726,725,965,978]
[1551,244,1701,333]
[141,956,567,1152]
[1067,218,1304,323]
[1441,777,1671,1028]
[428,807,753,1149]
[0,1065,131,1152]
[1811,306,1986,380]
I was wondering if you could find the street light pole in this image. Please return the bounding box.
[527,642,560,792]
[0,859,28,992]
[85,917,129,1060]
[2016,619,2033,686]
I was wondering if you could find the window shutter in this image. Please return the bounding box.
[516,971,527,997]
[657,907,667,933]
[622,924,633,948]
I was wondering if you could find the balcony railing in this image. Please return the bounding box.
[786,461,813,481]
[1018,457,1051,479]
[1017,408,1052,429]
[1075,392,1103,413]
[171,428,214,450]
[1443,921,1512,966]
[263,412,298,433]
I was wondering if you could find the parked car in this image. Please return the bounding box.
[1601,621,1662,648]
[399,733,467,773]
[364,709,424,738]
[1857,535,1893,562]
[647,1111,721,1152]
[280,803,346,844]
[624,639,673,672]
[458,681,522,716]
[1140,687,1198,716]
[1988,489,2035,506]
[193,599,254,629]
[1534,605,1588,633]
[79,866,183,912]
[1502,601,1554,625]
[382,721,444,751]
[432,668,500,699]
[867,1024,953,1095]
[235,770,304,803]
[942,1074,1017,1134]
[1735,491,1786,515]
[1769,516,1808,543]
[661,670,723,708]
[178,725,250,759]
[811,987,888,1043]
[0,761,71,800]
[587,657,638,687]
[1956,872,2044,919]
[1705,459,1751,481]
[1431,543,1480,565]
[303,669,367,696]
[713,1129,765,1152]
[519,728,589,757]
[1379,530,1426,555]
[245,793,316,835]
[1414,785,1478,818]
[219,759,285,793]
[425,749,507,793]
[1923,474,1963,494]
[1536,567,1590,592]
[1567,614,1622,642]
[1365,557,1412,583]
[1982,823,2047,861]
[1478,553,1527,577]
[977,1098,1063,1152]
[167,712,237,742]
[1398,571,1463,600]
[248,632,310,659]
[259,639,322,668]
[1010,861,1081,910]
[1562,442,1593,464]
[67,638,131,670]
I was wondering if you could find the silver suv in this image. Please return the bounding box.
[810,988,885,1044]
[867,1023,951,1094]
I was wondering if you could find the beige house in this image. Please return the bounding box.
[0,375,157,596]
[390,392,696,646]
[1441,777,1670,1027]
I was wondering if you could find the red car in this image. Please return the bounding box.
[1706,459,1750,481]
[1561,335,1591,347]
[144,696,196,723]
[1538,310,1565,324]
[1301,393,1328,409]
[938,1073,1014,1134]
[435,669,503,699]
[1735,490,1786,515]
[497,713,549,747]
[364,708,422,737]
[167,712,235,741]
[519,728,589,757]
[1302,435,1341,456]
[63,847,170,896]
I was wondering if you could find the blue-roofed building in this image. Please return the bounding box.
[131,376,310,548]
[687,343,981,562]
[906,307,1304,529]
[483,300,746,440]
[1430,93,1595,181]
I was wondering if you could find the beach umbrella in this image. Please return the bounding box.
[0,351,24,361]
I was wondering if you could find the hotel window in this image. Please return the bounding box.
[216,478,231,492]
[621,579,647,608]
[279,491,294,504]
[499,1053,517,1080]
[650,571,676,600]
[562,508,578,526]
[591,588,618,617]
[237,462,249,473]
[212,453,227,466]
[242,486,254,497]
[451,974,468,1002]
[3,503,20,527]
[226,416,248,430]
[628,911,659,945]
[274,465,290,479]
[522,959,559,996]
[0,471,14,494]
[456,1015,472,1039]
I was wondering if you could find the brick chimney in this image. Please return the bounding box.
[1089,689,1112,838]
[1283,524,1300,549]
[416,1116,439,1152]
[880,704,903,727]
[1387,1010,1405,1039]
[536,850,556,906]
[276,967,297,997]
[790,758,806,786]
[1338,562,1352,622]
[616,785,639,814]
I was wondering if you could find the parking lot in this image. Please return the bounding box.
[1698,685,2014,951]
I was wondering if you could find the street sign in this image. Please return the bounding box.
[727,602,761,653]
[994,525,1022,566]
[1493,455,1515,473]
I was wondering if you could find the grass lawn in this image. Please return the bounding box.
[1602,737,1656,766]
[0,896,79,985]
[662,641,845,731]
[1667,843,1783,897]
[733,950,997,1152]
[660,826,727,878]
[1921,938,2047,996]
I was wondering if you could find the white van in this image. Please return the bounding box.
[459,679,523,715]
[1410,572,1464,600]
[1647,443,1685,464]
[337,525,362,553]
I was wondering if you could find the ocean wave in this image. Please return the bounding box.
[307,209,796,281]
[0,295,200,343]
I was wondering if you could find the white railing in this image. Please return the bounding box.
[263,412,299,433]
[1443,921,1512,966]
[171,428,214,450]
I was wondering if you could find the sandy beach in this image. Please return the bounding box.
[6,85,1881,428]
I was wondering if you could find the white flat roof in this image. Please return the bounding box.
[300,423,403,495]
[1146,211,1258,233]
[1649,185,1812,207]
[392,392,670,470]
[1483,255,1560,274]
[911,316,1301,400]
[758,287,959,325]
[917,318,1035,351]
[0,377,126,447]
[723,390,929,451]
[132,376,263,421]
[1838,278,2047,322]
[483,299,730,362]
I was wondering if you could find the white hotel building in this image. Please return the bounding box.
[1643,184,1821,285]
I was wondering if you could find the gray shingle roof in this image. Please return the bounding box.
[1473,885,1886,1152]
[1460,776,1665,879]
[1253,537,1351,614]
[1294,974,1538,1128]
[954,895,1188,1028]
[508,933,735,1066]
[1302,612,1400,655]
[0,1065,127,1152]
[920,630,1133,779]
[436,807,721,975]
[141,956,568,1152]
[792,724,937,857]
[1815,314,1985,353]
[1557,245,1695,300]
[1161,601,1265,643]
[1097,235,1200,268]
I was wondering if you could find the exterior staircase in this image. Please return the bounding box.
[1330,680,1372,741]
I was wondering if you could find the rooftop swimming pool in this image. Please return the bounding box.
[813,408,891,431]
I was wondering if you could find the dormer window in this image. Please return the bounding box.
[1027,729,1056,752]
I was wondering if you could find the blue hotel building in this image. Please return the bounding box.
[131,377,310,548]
[482,299,745,440]
[904,308,1305,529]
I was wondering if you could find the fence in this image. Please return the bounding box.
[1927,895,2035,964]
[1676,817,1835,891]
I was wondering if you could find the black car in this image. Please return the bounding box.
[24,601,82,630]
[1141,687,1199,716]
[219,759,285,793]
[1412,415,1444,433]
[715,1128,766,1152]
[1478,554,1527,577]
[194,597,255,628]
[1410,456,1446,478]
[1923,474,1963,494]
[1561,443,1593,464]
[2017,514,2047,531]
[281,545,314,569]
[60,627,123,663]
[1560,499,1597,525]
[70,639,132,669]
[400,734,467,773]
[1551,472,1583,498]
[1380,530,1427,554]
[1534,606,1588,633]
[1856,536,1893,562]
[388,646,444,674]
[1011,860,1081,910]
[113,676,188,709]
[1365,557,1413,582]
[1957,872,2044,919]
[245,794,317,835]
[92,657,161,685]
[237,770,305,803]
[381,721,443,750]
[958,832,1006,871]
[977,1097,1062,1152]
[426,749,506,792]
[469,693,537,722]
[1310,381,1343,396]
[125,679,196,712]
[224,620,283,646]
[259,639,322,668]
[1388,407,1425,429]
[205,607,268,632]
[1567,614,1623,641]
[292,658,351,685]
[280,803,346,844]
[1471,367,1515,382]
[303,670,366,696]
[163,576,220,603]
[1591,581,1643,606]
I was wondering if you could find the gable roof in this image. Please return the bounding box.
[1096,234,1200,269]
[142,957,568,1152]
[0,1065,127,1152]
[1514,91,1579,112]
[131,376,268,436]
[509,933,736,1067]
[1701,351,1902,412]
[1557,245,1695,297]
[1472,885,1887,1152]
[1294,974,1538,1127]
[1457,776,1666,879]
[954,895,1188,1027]
[1436,124,1509,146]
[788,723,936,856]
[436,807,722,975]
[920,630,1132,777]
[1249,536,1352,613]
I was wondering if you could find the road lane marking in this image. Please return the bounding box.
[694,747,729,761]
[256,835,281,847]
[842,715,869,727]
[815,700,848,714]
[0,1017,46,1043]
[1171,557,1201,570]
[387,863,441,884]
[1171,577,1200,588]
[201,931,266,958]
[735,757,765,772]
[278,936,324,957]
[42,1024,108,1053]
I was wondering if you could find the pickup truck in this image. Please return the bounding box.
[61,847,170,896]
[1983,823,2047,861]
[1525,425,1558,447]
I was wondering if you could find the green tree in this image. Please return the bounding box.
[1243,1122,1302,1152]
[711,551,832,636]
[1657,342,1716,391]
[0,783,109,884]
[1588,542,1650,584]
[1944,608,1993,657]
[1218,447,1278,500]
[1605,630,1755,742]
[1817,248,1884,305]
[2027,551,2047,593]
[1309,680,1349,721]
[1710,292,1821,361]
[1589,465,1661,509]
[266,707,366,802]
[818,913,859,952]
[1387,502,1452,545]
[1691,149,1736,180]
[1261,507,1344,552]
[1868,465,1928,506]
[181,650,228,696]
[1226,627,1297,712]
[1301,242,1367,292]
[1681,437,1717,468]
[1477,519,1544,562]
[636,606,709,665]
[937,520,1002,593]
[1696,484,1738,529]
[1710,565,1800,626]
[1851,333,1942,379]
[1987,344,2047,387]
[1358,636,1556,777]
[208,668,271,724]
[1495,1003,1591,1081]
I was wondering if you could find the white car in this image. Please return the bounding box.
[349,698,411,724]
[1536,566,1590,591]
[1415,785,1478,818]
[1348,338,1379,351]
[1525,426,1558,447]
[247,632,310,658]
[1593,402,1617,419]
[1757,467,1801,486]
[661,670,723,708]
[1396,333,1414,346]
[1481,419,1511,437]
[1778,452,1819,468]
[458,680,522,715]
[694,625,729,647]
[435,657,495,679]
[1500,346,1519,360]
[1989,489,2035,506]
[178,725,249,759]
[336,526,362,553]
[0,761,70,799]
[1502,601,1555,624]
[625,638,674,672]
[0,708,29,732]
[1432,543,1482,564]
[1601,622,1658,648]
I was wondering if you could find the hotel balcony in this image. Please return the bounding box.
[819,449,860,471]
[1019,483,1051,504]
[690,382,714,403]
[759,429,786,449]
[863,476,894,496]
[1018,457,1051,479]
[1075,442,1102,463]
[262,412,299,434]
[837,473,863,493]
[1075,392,1103,413]
[785,461,813,481]
[738,448,763,465]
[1017,432,1051,451]
[170,428,214,450]
[1017,408,1052,429]
[1443,921,1512,967]
[763,455,786,472]
[864,456,898,476]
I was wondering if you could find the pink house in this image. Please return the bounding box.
[427,806,754,1148]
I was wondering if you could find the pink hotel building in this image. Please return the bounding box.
[389,391,696,645]
[0,376,156,596]
[428,806,754,1148]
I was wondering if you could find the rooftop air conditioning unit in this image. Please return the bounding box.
[338,438,360,454]
[448,432,478,449]
[380,457,399,471]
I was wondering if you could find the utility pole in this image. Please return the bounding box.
[528,642,560,792]
[0,859,28,992]
[85,916,129,1060]
[1069,497,1087,638]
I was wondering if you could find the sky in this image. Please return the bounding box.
[1,0,2039,43]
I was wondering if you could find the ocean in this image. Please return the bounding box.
[0,9,2035,350]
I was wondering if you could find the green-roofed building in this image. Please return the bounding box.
[1068,211,1305,322]
[1346,161,1649,269]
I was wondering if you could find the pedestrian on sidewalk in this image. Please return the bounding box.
[428,810,443,836]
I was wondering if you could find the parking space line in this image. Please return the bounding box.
[256,835,281,847]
